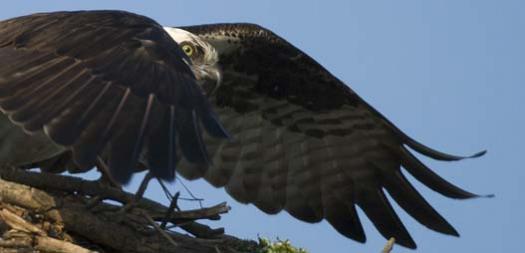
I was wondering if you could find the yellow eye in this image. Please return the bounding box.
[182,44,194,57]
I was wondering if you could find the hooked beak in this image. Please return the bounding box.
[196,64,222,97]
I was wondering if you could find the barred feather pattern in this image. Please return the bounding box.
[0,11,228,183]
[176,23,485,249]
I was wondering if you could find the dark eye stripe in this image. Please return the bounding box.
[194,45,205,56]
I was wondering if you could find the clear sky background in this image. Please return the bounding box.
[1,1,523,252]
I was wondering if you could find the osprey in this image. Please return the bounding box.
[0,10,486,249]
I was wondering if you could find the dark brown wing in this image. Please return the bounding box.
[0,11,227,183]
[177,23,485,249]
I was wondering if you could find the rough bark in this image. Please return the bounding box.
[0,168,261,253]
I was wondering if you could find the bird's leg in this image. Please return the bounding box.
[135,172,154,200]
[120,172,154,212]
[161,191,180,229]
[87,158,154,213]
[95,157,121,188]
[155,179,185,229]
[86,157,122,209]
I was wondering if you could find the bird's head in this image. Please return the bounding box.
[164,27,221,96]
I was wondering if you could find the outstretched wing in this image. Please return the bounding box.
[177,23,485,249]
[0,11,227,183]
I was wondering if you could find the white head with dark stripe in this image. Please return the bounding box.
[164,27,221,96]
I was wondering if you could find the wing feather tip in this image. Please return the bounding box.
[388,235,416,250]
[402,240,417,250]
[449,229,460,237]
[459,192,495,199]
[200,108,232,140]
[473,193,495,199]
[394,234,417,249]
[469,149,487,159]
[436,223,459,237]
[110,171,133,185]
[449,149,487,161]
[404,134,487,162]
[331,224,366,244]
[349,233,366,244]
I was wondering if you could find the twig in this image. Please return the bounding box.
[155,202,230,221]
[178,222,225,239]
[161,192,180,229]
[0,207,97,253]
[36,236,99,253]
[0,168,229,223]
[0,172,257,253]
[381,237,395,253]
[0,208,46,235]
[141,210,179,247]
[0,168,231,240]
[176,176,205,208]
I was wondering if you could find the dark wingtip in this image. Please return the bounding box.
[446,226,460,237]
[403,134,488,162]
[108,168,133,185]
[199,106,232,141]
[458,192,495,200]
[398,238,417,249]
[149,166,176,182]
[399,147,485,199]
[443,149,487,162]
[458,187,495,199]
[472,193,495,199]
[440,149,487,161]
[354,234,366,243]
[334,221,367,244]
[468,150,487,159]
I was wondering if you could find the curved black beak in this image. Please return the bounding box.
[198,64,221,97]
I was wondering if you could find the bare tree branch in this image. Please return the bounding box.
[0,170,260,253]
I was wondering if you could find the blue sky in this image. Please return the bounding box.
[1,1,523,252]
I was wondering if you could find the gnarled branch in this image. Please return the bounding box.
[0,169,260,253]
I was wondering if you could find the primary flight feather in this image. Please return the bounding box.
[0,10,486,249]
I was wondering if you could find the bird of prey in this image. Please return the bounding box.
[0,10,486,249]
